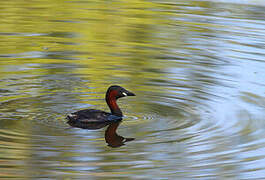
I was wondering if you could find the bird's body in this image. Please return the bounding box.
[67,109,122,123]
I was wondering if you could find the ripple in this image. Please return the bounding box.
[1,0,265,178]
[0,50,84,60]
[29,113,69,130]
[123,112,158,125]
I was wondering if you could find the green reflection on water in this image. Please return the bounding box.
[0,0,265,179]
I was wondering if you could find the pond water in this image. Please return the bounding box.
[0,0,265,179]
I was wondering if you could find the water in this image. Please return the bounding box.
[0,0,265,179]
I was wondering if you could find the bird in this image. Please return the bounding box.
[67,85,135,128]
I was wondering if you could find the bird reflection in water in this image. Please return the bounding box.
[105,122,135,148]
[68,121,135,148]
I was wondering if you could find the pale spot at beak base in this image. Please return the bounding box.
[122,92,127,96]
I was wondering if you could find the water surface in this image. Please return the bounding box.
[0,0,265,179]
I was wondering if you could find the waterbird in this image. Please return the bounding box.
[67,85,135,128]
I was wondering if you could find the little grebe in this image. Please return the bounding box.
[67,85,135,127]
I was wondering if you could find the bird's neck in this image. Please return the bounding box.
[106,91,122,117]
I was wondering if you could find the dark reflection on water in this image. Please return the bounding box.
[0,0,265,179]
[67,120,135,148]
[68,120,112,130]
[105,122,135,148]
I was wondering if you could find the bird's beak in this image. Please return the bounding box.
[123,90,135,96]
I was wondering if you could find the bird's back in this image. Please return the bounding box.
[66,109,122,129]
